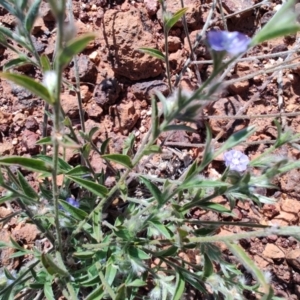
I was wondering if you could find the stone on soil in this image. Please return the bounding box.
[103,8,163,80]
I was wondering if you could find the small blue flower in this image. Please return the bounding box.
[65,197,80,208]
[224,150,249,172]
[59,197,80,213]
[207,30,251,55]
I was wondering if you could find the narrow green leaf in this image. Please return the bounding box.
[140,177,164,206]
[59,199,87,220]
[198,123,213,171]
[92,210,101,242]
[226,242,273,298]
[105,260,118,285]
[165,8,188,32]
[100,138,111,154]
[151,96,159,140]
[0,192,17,205]
[153,245,178,258]
[57,34,95,69]
[0,26,30,51]
[102,154,133,169]
[36,136,52,145]
[88,127,100,140]
[149,220,172,239]
[252,0,300,45]
[66,166,90,176]
[73,251,95,259]
[143,145,162,155]
[36,155,71,172]
[41,253,69,277]
[126,279,147,287]
[203,253,214,279]
[44,282,55,300]
[9,237,24,252]
[172,271,185,300]
[67,176,108,197]
[0,156,51,173]
[17,171,38,200]
[115,285,126,300]
[139,47,165,60]
[0,73,52,104]
[85,284,104,300]
[128,247,150,260]
[25,0,42,32]
[179,180,229,190]
[216,126,255,156]
[3,56,32,71]
[40,54,51,72]
[122,133,135,155]
[0,1,17,17]
[163,124,196,132]
[199,202,231,213]
[114,227,132,240]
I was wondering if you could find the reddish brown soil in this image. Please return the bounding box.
[1,0,300,298]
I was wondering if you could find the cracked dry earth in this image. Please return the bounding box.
[1,0,300,298]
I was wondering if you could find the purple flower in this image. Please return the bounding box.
[65,197,80,208]
[224,150,249,172]
[207,30,251,55]
[59,197,80,212]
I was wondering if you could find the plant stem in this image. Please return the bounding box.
[51,1,66,256]
[161,1,172,92]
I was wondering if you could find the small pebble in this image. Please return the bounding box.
[12,138,18,145]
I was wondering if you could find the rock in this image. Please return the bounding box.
[0,141,14,156]
[263,244,285,260]
[12,223,39,244]
[280,198,300,214]
[169,49,186,72]
[272,210,297,226]
[131,79,169,100]
[89,150,107,173]
[111,101,140,134]
[103,8,163,80]
[61,93,79,118]
[80,85,93,102]
[75,20,95,49]
[221,0,254,16]
[22,129,40,155]
[262,204,279,219]
[70,54,97,83]
[89,50,100,63]
[108,132,127,154]
[13,113,26,127]
[86,100,103,118]
[157,0,201,30]
[0,229,16,267]
[229,76,249,95]
[31,17,46,35]
[144,0,159,16]
[280,169,300,198]
[286,249,300,272]
[208,96,248,136]
[40,1,55,22]
[94,78,121,107]
[161,36,181,53]
[253,255,271,268]
[25,116,39,131]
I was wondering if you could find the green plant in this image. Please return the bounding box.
[0,0,299,299]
